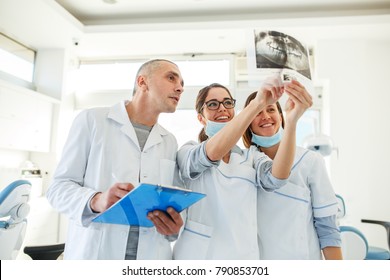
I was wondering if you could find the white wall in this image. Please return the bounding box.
[0,48,76,258]
[0,148,28,187]
[316,37,390,249]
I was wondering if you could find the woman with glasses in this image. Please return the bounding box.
[173,77,310,259]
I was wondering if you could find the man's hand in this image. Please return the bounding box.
[90,183,135,213]
[147,207,184,235]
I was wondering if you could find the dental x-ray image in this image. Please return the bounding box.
[254,30,311,80]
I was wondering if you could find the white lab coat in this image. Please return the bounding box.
[46,101,180,259]
[257,147,339,259]
[173,142,285,259]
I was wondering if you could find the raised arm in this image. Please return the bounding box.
[272,80,313,179]
[206,76,284,161]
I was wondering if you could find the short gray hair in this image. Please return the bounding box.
[132,59,177,95]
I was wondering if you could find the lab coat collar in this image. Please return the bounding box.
[143,125,170,151]
[107,101,170,151]
[107,101,130,125]
[291,146,310,170]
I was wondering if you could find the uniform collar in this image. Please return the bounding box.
[107,101,130,125]
[107,101,170,150]
[231,145,243,155]
[291,146,311,170]
[108,101,169,134]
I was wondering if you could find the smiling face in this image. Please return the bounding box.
[250,104,283,137]
[242,92,285,148]
[198,86,235,126]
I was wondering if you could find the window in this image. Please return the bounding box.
[0,33,35,84]
[76,62,142,92]
[72,56,321,149]
[76,58,231,94]
[295,109,321,147]
[159,110,203,147]
[175,60,230,86]
[159,108,320,149]
[74,57,233,110]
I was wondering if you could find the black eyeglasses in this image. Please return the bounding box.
[202,99,236,111]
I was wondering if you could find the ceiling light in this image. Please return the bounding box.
[102,0,118,4]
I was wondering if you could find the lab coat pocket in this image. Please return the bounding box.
[65,223,103,259]
[159,159,175,185]
[173,219,213,260]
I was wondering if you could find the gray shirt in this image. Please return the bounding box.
[125,121,153,260]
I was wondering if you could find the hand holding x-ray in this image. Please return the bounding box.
[255,75,285,107]
[284,79,313,124]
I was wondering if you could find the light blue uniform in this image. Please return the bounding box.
[257,146,340,259]
[173,142,286,259]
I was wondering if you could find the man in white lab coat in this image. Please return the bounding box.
[46,59,185,259]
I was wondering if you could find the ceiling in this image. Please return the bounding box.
[55,0,390,24]
[1,0,390,59]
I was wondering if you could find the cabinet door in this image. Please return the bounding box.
[0,84,53,152]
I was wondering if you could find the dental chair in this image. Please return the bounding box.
[0,179,31,260]
[337,195,368,259]
[336,194,390,260]
[361,219,390,260]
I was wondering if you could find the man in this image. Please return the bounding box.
[47,59,184,259]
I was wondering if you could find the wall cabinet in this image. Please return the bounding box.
[0,80,57,152]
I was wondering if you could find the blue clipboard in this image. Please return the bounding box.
[92,183,206,227]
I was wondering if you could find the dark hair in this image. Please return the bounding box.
[195,83,233,143]
[242,91,285,148]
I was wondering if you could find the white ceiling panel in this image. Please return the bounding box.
[1,0,390,59]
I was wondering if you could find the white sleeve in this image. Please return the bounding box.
[177,140,220,180]
[251,146,288,191]
[308,152,339,217]
[46,110,98,226]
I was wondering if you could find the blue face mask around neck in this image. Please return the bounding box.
[205,120,228,138]
[251,127,284,148]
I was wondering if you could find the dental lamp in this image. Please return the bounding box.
[302,134,338,157]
